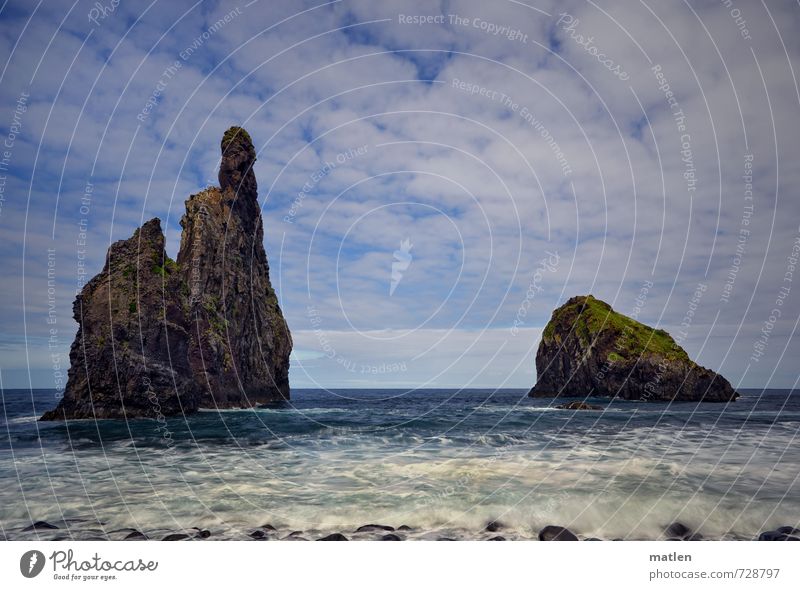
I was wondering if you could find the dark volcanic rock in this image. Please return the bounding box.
[356,524,395,533]
[249,530,267,539]
[41,220,199,420]
[23,521,59,531]
[162,533,190,541]
[318,533,348,541]
[178,127,292,407]
[538,525,579,541]
[488,536,506,541]
[777,526,800,535]
[124,531,147,540]
[759,529,800,541]
[556,401,602,410]
[529,295,739,402]
[380,534,402,541]
[41,127,292,420]
[218,126,258,196]
[485,520,504,532]
[664,522,692,539]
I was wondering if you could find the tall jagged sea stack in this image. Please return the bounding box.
[42,127,292,420]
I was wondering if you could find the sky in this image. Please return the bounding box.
[0,0,799,390]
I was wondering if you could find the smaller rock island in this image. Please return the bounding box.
[529,295,739,402]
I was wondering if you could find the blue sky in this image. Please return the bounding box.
[1,0,799,390]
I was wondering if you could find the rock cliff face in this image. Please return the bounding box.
[42,127,291,420]
[177,127,291,407]
[41,219,199,420]
[529,295,738,402]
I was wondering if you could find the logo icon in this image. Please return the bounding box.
[20,550,46,578]
[390,238,413,296]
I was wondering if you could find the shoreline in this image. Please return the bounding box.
[6,520,797,542]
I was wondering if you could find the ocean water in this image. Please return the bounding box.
[1,388,798,540]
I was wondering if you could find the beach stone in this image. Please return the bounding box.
[488,536,506,541]
[260,524,277,531]
[777,526,800,536]
[249,530,267,539]
[485,520,504,532]
[318,533,348,541]
[356,524,395,532]
[162,533,190,541]
[539,525,579,541]
[123,531,147,540]
[380,534,402,541]
[397,525,412,531]
[664,522,692,539]
[24,521,58,531]
[195,529,211,539]
[759,530,800,541]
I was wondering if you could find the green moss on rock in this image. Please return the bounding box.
[541,294,689,362]
[531,294,739,402]
[221,126,252,151]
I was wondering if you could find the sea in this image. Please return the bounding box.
[1,388,798,540]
